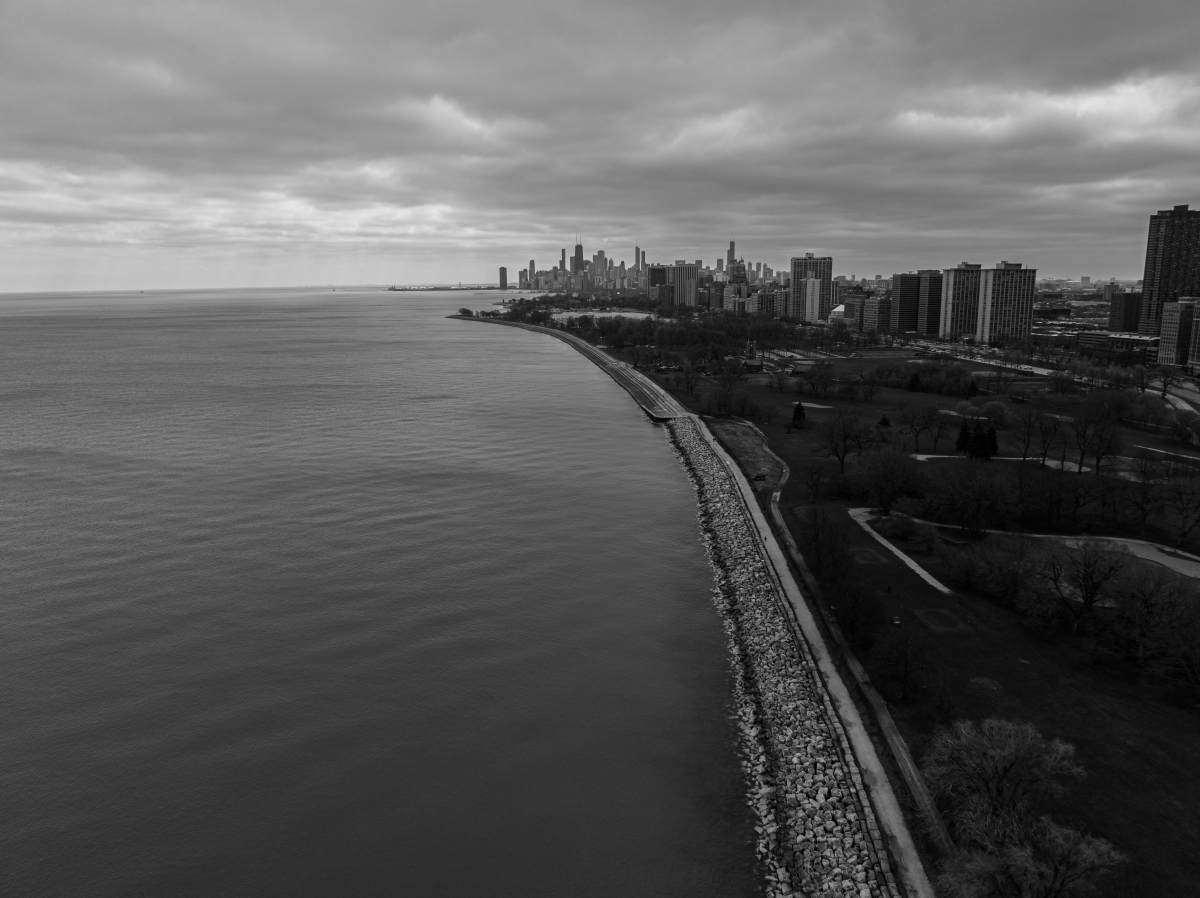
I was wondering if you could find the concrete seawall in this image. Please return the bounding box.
[457,317,933,897]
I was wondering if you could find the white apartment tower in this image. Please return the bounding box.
[940,262,1036,344]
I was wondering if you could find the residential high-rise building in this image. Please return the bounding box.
[795,278,821,322]
[1160,299,1197,367]
[499,267,507,290]
[939,262,1035,343]
[789,253,833,321]
[1108,292,1142,332]
[940,263,984,339]
[863,295,892,334]
[716,258,724,273]
[1138,204,1200,336]
[890,272,921,334]
[978,263,1037,344]
[916,270,944,336]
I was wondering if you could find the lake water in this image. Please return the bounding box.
[0,287,756,897]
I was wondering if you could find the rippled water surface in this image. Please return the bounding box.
[0,288,756,897]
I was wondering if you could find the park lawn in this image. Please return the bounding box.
[650,367,1200,895]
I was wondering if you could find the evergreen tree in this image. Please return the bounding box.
[955,421,971,454]
[792,402,806,427]
[908,373,923,392]
[968,424,991,460]
[987,425,999,456]
[878,414,891,428]
[967,380,979,398]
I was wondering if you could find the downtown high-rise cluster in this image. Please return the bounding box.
[500,206,1200,350]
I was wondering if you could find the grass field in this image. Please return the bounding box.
[624,348,1200,895]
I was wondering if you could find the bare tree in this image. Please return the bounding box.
[1109,565,1194,665]
[804,361,835,398]
[820,407,865,473]
[922,718,1084,827]
[859,445,922,514]
[1121,455,1165,536]
[1037,541,1131,635]
[1154,364,1181,399]
[900,405,938,453]
[796,462,829,500]
[1163,462,1200,545]
[930,411,955,454]
[937,818,1125,898]
[679,364,700,395]
[1035,412,1065,468]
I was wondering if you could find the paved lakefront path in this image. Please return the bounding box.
[460,317,934,898]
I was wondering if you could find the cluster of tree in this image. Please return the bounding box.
[954,421,1000,460]
[912,456,1200,547]
[862,360,980,396]
[941,537,1200,687]
[923,718,1124,897]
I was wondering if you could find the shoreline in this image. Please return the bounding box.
[457,316,931,897]
[668,417,902,898]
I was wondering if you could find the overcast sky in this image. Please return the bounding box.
[2,0,1199,291]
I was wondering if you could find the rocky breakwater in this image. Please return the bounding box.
[667,417,901,898]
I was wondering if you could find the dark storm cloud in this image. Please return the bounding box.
[1,0,1198,288]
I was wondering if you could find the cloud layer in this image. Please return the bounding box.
[2,0,1199,289]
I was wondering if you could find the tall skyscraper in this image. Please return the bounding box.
[890,272,921,334]
[1160,299,1197,366]
[916,270,944,337]
[977,263,1037,344]
[789,253,834,321]
[573,241,584,275]
[634,245,640,272]
[560,248,566,271]
[727,241,736,268]
[668,261,699,306]
[1138,204,1200,336]
[499,267,507,290]
[529,260,535,282]
[940,262,1035,343]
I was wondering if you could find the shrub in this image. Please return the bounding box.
[873,514,917,541]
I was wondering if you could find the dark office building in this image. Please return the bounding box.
[916,270,944,336]
[890,273,920,334]
[1108,292,1142,332]
[647,264,669,288]
[499,267,507,290]
[728,259,748,285]
[572,242,584,274]
[1137,204,1200,336]
[941,263,983,339]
